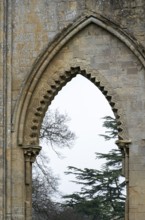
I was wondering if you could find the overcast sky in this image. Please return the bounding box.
[40,74,116,200]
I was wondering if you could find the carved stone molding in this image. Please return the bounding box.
[22,145,41,219]
[13,11,145,149]
[116,139,131,180]
[116,139,131,149]
[22,145,41,163]
[116,139,131,220]
[21,66,130,146]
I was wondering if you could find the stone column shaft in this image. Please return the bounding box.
[23,146,41,220]
[116,139,131,220]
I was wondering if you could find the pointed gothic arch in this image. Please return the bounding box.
[21,66,129,146]
[13,12,144,148]
[11,12,145,220]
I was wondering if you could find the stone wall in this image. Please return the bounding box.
[0,0,145,219]
[11,0,145,111]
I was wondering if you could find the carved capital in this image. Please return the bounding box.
[116,139,131,183]
[116,139,131,151]
[22,145,41,163]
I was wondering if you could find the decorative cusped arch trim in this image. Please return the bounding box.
[21,66,129,146]
[14,11,145,146]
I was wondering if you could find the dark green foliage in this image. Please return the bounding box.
[63,116,125,220]
[100,116,118,140]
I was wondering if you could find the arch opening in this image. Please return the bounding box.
[32,74,126,220]
[12,12,141,220]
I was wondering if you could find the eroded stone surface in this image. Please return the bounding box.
[1,1,145,219]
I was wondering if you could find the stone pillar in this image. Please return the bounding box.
[22,146,41,220]
[116,139,131,220]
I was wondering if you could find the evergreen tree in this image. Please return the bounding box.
[63,116,126,220]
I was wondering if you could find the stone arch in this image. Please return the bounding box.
[11,11,145,220]
[13,12,145,148]
[23,66,129,146]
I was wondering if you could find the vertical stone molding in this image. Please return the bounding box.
[116,139,131,220]
[22,146,41,220]
[15,13,145,147]
[1,1,144,219]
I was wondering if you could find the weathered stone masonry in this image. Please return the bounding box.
[1,0,145,219]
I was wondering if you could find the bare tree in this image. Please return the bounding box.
[32,167,60,220]
[32,109,76,219]
[40,109,76,152]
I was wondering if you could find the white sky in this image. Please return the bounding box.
[40,74,117,200]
